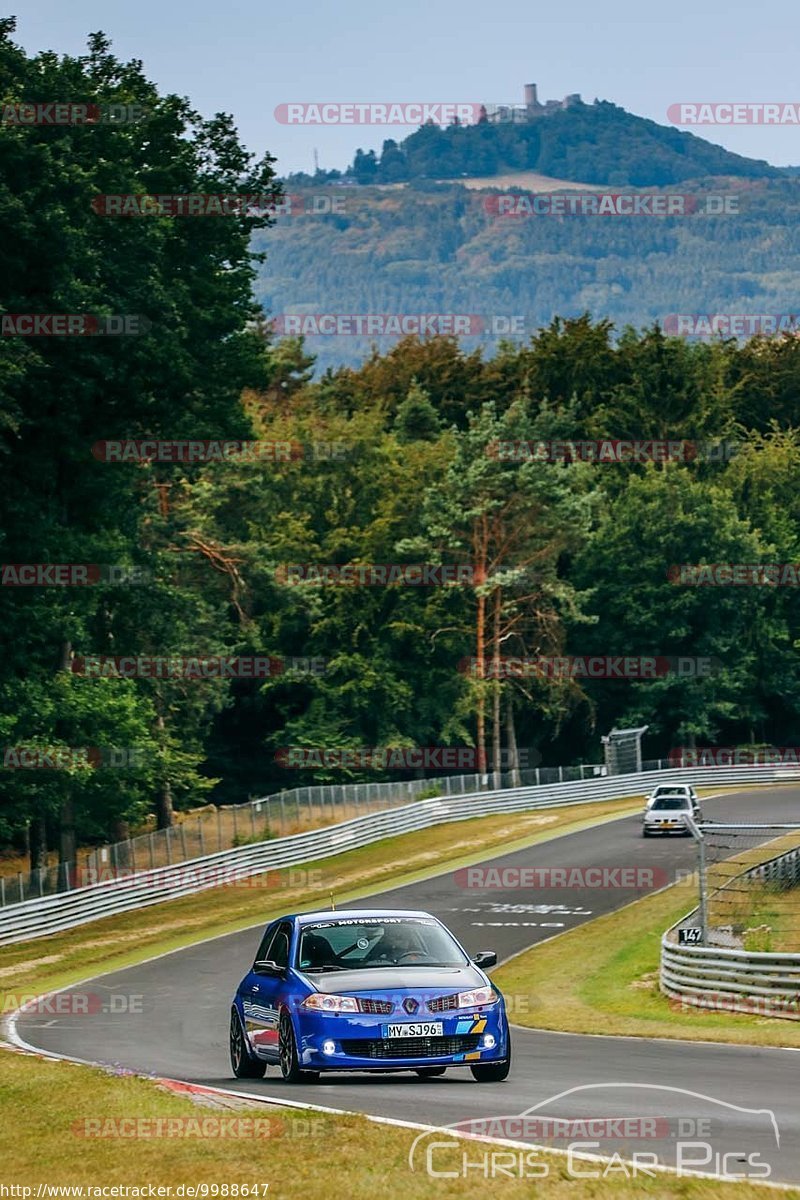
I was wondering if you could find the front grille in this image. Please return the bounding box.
[427,993,459,1013]
[341,1035,481,1060]
[357,998,394,1014]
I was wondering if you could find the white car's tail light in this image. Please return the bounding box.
[302,993,359,1013]
[456,987,499,1008]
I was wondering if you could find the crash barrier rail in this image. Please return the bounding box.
[748,844,800,888]
[0,760,619,907]
[0,762,795,945]
[662,832,800,1020]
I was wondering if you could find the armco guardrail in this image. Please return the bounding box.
[662,839,800,1020]
[661,941,800,1019]
[0,763,794,945]
[749,844,800,888]
[1,761,613,906]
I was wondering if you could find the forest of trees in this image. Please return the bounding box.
[257,176,800,376]
[4,22,800,874]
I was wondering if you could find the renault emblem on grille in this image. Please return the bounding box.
[403,997,419,1015]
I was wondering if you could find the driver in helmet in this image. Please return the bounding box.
[368,922,421,963]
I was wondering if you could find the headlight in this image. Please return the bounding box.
[456,987,499,1008]
[301,993,359,1013]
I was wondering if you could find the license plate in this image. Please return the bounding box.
[381,1022,444,1038]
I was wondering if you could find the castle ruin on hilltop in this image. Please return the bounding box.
[481,83,582,125]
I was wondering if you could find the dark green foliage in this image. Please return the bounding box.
[3,21,800,866]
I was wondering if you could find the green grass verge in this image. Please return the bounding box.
[495,876,800,1047]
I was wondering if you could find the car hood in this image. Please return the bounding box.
[297,965,488,993]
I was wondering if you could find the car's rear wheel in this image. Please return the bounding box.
[278,1013,320,1083]
[229,1009,266,1079]
[415,1067,446,1078]
[470,1057,510,1083]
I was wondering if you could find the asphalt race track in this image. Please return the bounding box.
[12,786,800,1185]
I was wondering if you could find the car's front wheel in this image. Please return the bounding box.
[279,1013,320,1083]
[229,1009,266,1079]
[472,1041,510,1089]
[470,1057,510,1082]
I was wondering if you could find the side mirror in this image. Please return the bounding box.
[253,959,285,977]
[472,950,497,968]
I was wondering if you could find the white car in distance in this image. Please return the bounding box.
[645,782,698,810]
[642,792,703,837]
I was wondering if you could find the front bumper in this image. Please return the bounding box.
[295,1006,509,1070]
[644,819,688,834]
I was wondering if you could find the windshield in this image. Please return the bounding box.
[296,917,469,972]
[652,797,690,810]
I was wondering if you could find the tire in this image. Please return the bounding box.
[470,1057,510,1082]
[415,1067,446,1078]
[229,1008,266,1079]
[642,829,649,837]
[279,1012,319,1083]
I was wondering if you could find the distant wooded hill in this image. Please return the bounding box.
[288,100,783,188]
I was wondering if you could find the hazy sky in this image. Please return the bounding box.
[12,2,800,175]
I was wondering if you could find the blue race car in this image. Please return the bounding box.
[229,908,511,1083]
